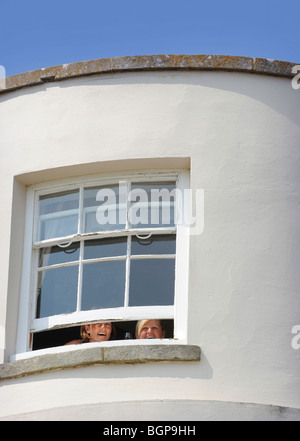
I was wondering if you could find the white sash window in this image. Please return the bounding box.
[16,171,190,354]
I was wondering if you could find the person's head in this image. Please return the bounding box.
[80,322,115,342]
[136,320,165,339]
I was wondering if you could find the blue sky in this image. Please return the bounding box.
[1,0,299,77]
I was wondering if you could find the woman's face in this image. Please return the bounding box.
[137,320,165,339]
[85,322,112,342]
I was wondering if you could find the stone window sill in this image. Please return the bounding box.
[0,344,200,380]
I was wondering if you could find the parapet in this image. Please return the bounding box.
[0,54,297,94]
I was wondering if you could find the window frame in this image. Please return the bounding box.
[15,170,190,356]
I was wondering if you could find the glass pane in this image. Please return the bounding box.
[84,237,127,260]
[83,185,126,233]
[129,259,175,306]
[131,234,176,255]
[38,190,79,241]
[81,261,125,310]
[39,243,80,267]
[36,265,78,318]
[129,182,176,228]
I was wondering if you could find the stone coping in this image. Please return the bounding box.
[0,55,298,94]
[0,344,200,380]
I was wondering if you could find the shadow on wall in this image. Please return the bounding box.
[1,69,298,127]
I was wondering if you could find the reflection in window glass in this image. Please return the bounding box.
[39,243,80,267]
[36,265,78,318]
[38,190,79,241]
[131,234,176,255]
[84,237,127,260]
[81,261,126,310]
[129,259,175,306]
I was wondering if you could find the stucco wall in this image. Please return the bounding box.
[0,57,299,420]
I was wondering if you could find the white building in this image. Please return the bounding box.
[0,55,299,421]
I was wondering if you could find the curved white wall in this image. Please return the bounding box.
[0,66,299,420]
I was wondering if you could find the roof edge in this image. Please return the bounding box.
[1,54,298,94]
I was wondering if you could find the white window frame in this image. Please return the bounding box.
[15,170,190,356]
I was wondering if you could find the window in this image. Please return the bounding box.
[16,171,190,354]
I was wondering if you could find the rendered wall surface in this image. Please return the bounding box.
[0,56,299,420]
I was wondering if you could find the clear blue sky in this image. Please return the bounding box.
[1,0,299,77]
